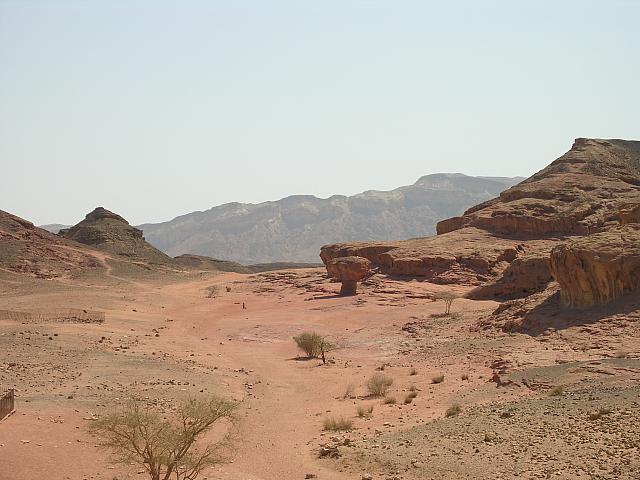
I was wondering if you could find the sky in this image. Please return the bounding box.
[1,0,639,226]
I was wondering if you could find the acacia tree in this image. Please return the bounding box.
[435,291,460,315]
[89,396,239,480]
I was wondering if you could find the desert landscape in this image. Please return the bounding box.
[1,138,639,480]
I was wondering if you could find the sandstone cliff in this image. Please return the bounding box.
[550,225,640,308]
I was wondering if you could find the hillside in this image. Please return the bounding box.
[59,207,174,266]
[0,209,102,279]
[139,173,523,264]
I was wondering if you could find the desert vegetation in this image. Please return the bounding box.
[366,373,394,397]
[435,291,459,316]
[323,416,353,431]
[292,331,334,364]
[88,396,239,480]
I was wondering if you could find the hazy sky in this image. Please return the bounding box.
[1,0,638,226]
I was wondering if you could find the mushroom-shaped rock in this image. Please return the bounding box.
[326,256,372,295]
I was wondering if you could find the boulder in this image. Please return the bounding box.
[326,256,372,295]
[550,225,640,308]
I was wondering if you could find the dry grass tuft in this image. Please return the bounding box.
[323,416,353,431]
[445,404,462,417]
[366,373,394,397]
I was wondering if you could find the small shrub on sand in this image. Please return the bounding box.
[408,385,417,392]
[225,285,232,292]
[461,373,469,381]
[342,383,356,399]
[205,285,220,298]
[445,404,462,417]
[549,385,564,397]
[293,332,334,364]
[432,374,445,384]
[435,291,460,315]
[383,396,397,405]
[323,416,353,431]
[410,367,418,376]
[588,407,612,421]
[356,404,374,418]
[366,373,394,397]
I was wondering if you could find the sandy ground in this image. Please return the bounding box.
[0,269,639,480]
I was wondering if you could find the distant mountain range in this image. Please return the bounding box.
[137,173,524,264]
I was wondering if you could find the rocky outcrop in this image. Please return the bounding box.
[437,138,640,238]
[469,253,552,300]
[321,138,640,293]
[173,254,251,273]
[0,209,101,279]
[326,256,372,295]
[321,227,552,286]
[550,225,640,308]
[60,207,173,266]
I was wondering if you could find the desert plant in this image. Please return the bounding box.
[205,285,219,298]
[225,285,231,292]
[588,407,612,420]
[88,396,238,480]
[293,332,335,364]
[445,404,462,417]
[323,416,353,431]
[342,383,356,399]
[383,396,397,405]
[409,367,418,376]
[549,385,564,396]
[435,291,459,315]
[356,404,374,418]
[431,374,445,384]
[461,373,469,381]
[366,373,393,397]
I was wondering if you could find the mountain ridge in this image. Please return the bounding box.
[138,173,524,264]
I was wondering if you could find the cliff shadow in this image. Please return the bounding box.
[498,291,640,336]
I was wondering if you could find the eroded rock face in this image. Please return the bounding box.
[550,225,640,308]
[469,253,553,300]
[326,256,371,295]
[437,138,640,238]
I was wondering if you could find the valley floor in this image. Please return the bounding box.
[0,269,638,480]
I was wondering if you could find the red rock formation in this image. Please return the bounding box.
[550,225,640,308]
[325,256,372,295]
[321,138,640,298]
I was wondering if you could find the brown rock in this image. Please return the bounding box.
[326,256,372,295]
[550,225,640,308]
[321,138,640,295]
[60,207,173,266]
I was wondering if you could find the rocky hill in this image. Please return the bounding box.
[139,174,523,264]
[59,207,174,266]
[0,209,102,279]
[321,138,640,308]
